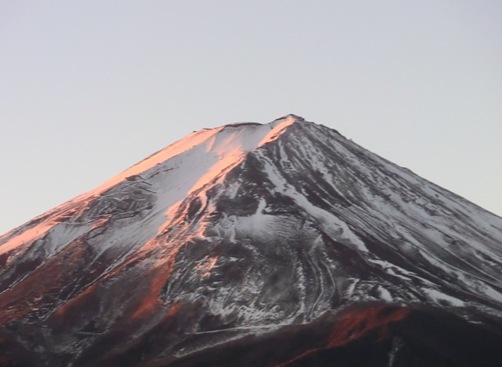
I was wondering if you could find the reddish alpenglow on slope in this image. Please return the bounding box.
[1,115,502,367]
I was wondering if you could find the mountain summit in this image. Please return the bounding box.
[1,116,502,366]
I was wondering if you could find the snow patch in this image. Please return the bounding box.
[422,288,466,307]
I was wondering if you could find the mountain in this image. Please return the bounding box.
[1,115,502,366]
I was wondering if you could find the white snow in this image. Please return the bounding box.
[422,288,465,307]
[256,150,368,253]
[0,221,54,256]
[0,117,297,259]
[378,286,393,302]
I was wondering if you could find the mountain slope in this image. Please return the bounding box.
[1,115,501,366]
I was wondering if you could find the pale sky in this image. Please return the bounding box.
[1,1,501,235]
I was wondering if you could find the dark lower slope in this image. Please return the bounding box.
[167,304,502,367]
[1,304,492,367]
[281,304,502,367]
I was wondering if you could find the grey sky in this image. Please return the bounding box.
[1,1,501,235]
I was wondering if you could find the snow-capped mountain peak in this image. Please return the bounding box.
[1,115,501,367]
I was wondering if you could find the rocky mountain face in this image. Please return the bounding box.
[1,115,501,366]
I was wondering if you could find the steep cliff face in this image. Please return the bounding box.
[1,115,501,366]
